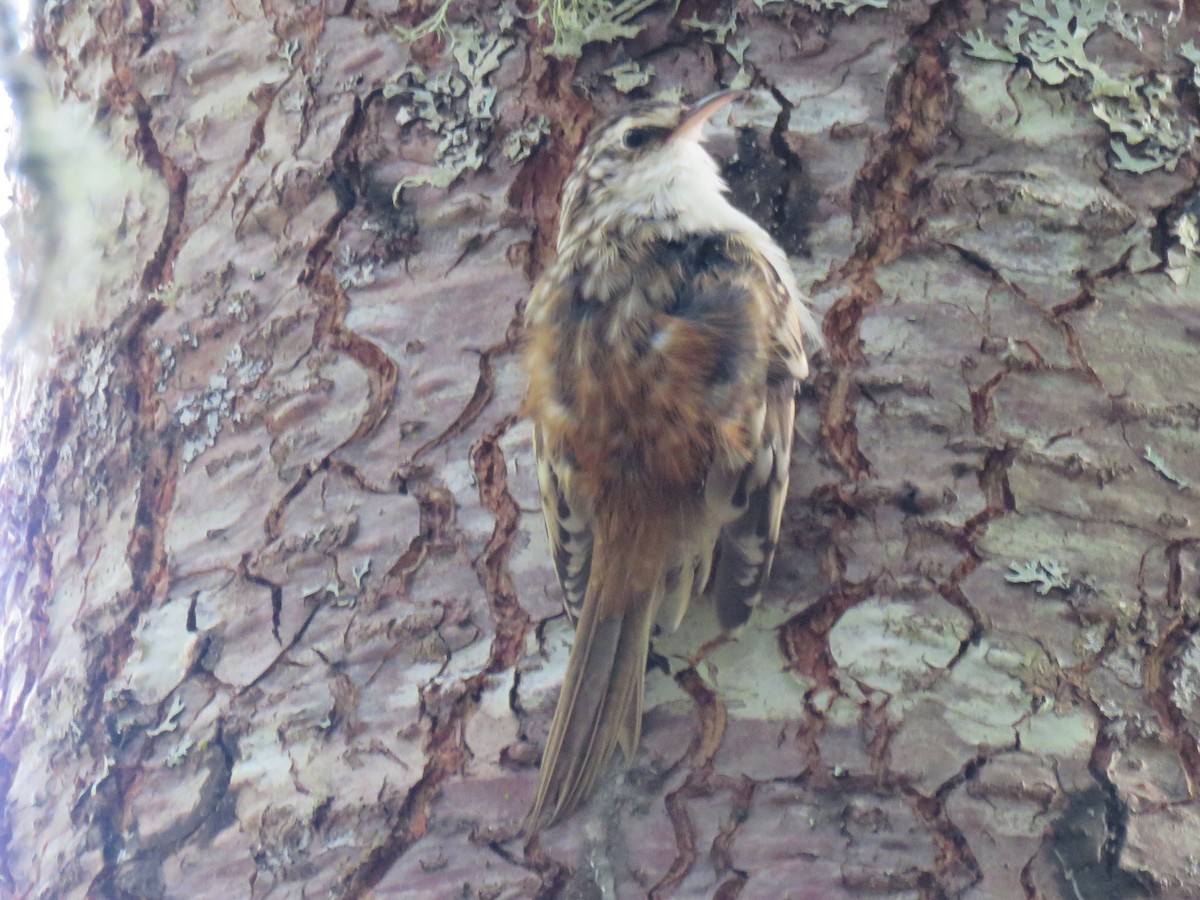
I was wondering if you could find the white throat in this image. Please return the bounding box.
[560,134,824,347]
[622,140,744,236]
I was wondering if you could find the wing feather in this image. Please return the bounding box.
[708,386,796,630]
[534,425,593,625]
[706,236,808,630]
[523,226,815,831]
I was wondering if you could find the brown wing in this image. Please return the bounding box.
[532,424,593,625]
[707,385,796,629]
[522,230,813,830]
[706,242,809,630]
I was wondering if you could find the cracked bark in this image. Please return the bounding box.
[2,1,1199,898]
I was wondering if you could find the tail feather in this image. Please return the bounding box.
[524,563,657,831]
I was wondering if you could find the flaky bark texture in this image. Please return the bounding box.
[1,1,1198,897]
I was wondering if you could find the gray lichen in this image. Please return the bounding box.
[502,114,551,162]
[1005,558,1072,595]
[760,0,888,12]
[146,695,186,737]
[276,38,300,68]
[1172,636,1200,717]
[1167,209,1198,285]
[149,338,177,393]
[534,0,658,58]
[963,0,1199,173]
[175,343,268,466]
[683,8,739,44]
[76,342,119,509]
[1143,445,1190,491]
[334,247,378,290]
[386,14,515,195]
[393,0,653,58]
[604,60,654,94]
[394,0,455,42]
[685,0,886,89]
[1183,40,1200,87]
[165,737,195,768]
[352,558,371,589]
[1092,73,1197,175]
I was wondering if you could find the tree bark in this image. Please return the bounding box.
[2,1,1198,897]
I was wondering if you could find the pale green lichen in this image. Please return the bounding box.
[726,35,755,90]
[963,0,1108,87]
[1175,212,1199,256]
[399,0,887,68]
[352,558,371,589]
[175,343,268,466]
[1171,211,1200,285]
[1005,558,1072,595]
[728,35,753,66]
[683,8,738,44]
[645,601,813,721]
[394,0,455,43]
[1092,74,1196,174]
[1183,41,1200,87]
[604,60,655,93]
[535,0,659,58]
[1017,702,1097,755]
[165,737,195,768]
[1143,445,1190,490]
[335,247,377,289]
[276,38,300,67]
[387,14,515,196]
[502,114,551,161]
[77,755,116,804]
[729,67,753,91]
[1171,636,1200,714]
[396,0,655,58]
[146,695,186,737]
[685,1,885,90]
[689,0,886,48]
[772,0,888,12]
[148,280,179,309]
[963,0,1200,173]
[681,8,753,87]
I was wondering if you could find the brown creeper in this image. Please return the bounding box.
[522,91,821,830]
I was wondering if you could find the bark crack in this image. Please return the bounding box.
[338,414,530,895]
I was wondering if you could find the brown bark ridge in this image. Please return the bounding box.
[1,1,1198,897]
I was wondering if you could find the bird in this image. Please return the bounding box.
[521,90,821,831]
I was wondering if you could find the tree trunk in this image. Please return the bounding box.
[2,1,1198,897]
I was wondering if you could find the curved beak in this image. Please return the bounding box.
[671,89,743,143]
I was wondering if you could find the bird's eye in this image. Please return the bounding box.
[622,126,667,150]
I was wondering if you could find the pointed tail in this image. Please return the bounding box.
[524,537,659,832]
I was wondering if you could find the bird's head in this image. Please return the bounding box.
[557,91,743,247]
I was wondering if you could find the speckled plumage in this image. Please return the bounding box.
[522,93,821,830]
